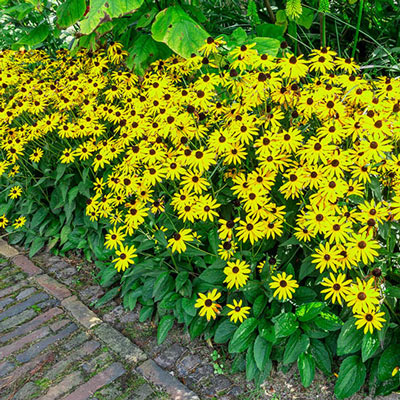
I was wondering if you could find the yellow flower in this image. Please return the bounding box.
[195,289,222,321]
[13,216,26,229]
[0,214,9,228]
[320,273,352,306]
[227,299,251,323]
[112,244,137,272]
[9,186,22,199]
[354,309,386,334]
[346,277,380,313]
[269,272,299,300]
[167,229,194,254]
[223,260,251,290]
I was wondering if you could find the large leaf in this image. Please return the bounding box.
[29,237,46,258]
[253,335,272,370]
[228,318,258,353]
[297,352,315,387]
[334,356,366,399]
[296,302,325,322]
[157,315,174,344]
[378,344,400,381]
[273,312,299,339]
[283,331,310,365]
[15,23,50,47]
[337,317,363,356]
[126,33,171,75]
[151,6,209,58]
[310,339,331,375]
[80,0,144,34]
[246,37,281,57]
[361,331,380,362]
[57,0,86,28]
[214,319,237,344]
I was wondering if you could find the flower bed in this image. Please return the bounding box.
[0,41,400,398]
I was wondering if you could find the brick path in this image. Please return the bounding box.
[0,240,199,400]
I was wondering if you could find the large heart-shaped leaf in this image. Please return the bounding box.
[57,0,86,28]
[151,6,209,58]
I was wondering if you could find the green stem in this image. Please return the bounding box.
[351,0,364,59]
[319,12,326,47]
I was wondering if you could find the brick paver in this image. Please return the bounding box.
[0,248,199,400]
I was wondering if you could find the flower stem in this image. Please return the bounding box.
[351,0,364,59]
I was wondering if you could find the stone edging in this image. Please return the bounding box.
[0,239,200,400]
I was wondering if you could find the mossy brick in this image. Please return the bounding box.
[62,362,126,400]
[34,274,71,300]
[40,370,84,400]
[16,323,77,363]
[136,359,200,400]
[12,254,41,276]
[0,307,62,343]
[0,292,48,322]
[0,361,15,377]
[0,309,36,333]
[61,295,102,328]
[93,323,147,365]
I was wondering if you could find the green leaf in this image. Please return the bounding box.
[273,313,299,339]
[298,352,315,387]
[60,225,72,245]
[176,271,189,291]
[136,6,158,28]
[246,345,258,380]
[157,315,174,345]
[29,237,46,258]
[314,311,343,331]
[299,256,314,280]
[256,23,285,38]
[361,331,380,362]
[182,297,197,317]
[228,318,258,353]
[386,285,400,298]
[189,315,208,338]
[154,229,167,246]
[99,267,118,287]
[15,23,50,47]
[310,339,331,375]
[247,0,260,25]
[198,267,225,284]
[296,302,324,322]
[80,0,144,34]
[246,37,280,57]
[337,318,364,356]
[153,271,174,302]
[2,3,34,20]
[208,228,219,254]
[151,6,209,58]
[295,8,314,29]
[253,335,272,370]
[378,344,400,381]
[57,0,86,28]
[94,287,119,308]
[139,305,153,322]
[30,208,48,229]
[253,294,266,318]
[214,319,237,344]
[283,331,310,365]
[259,320,276,343]
[126,33,171,75]
[334,356,366,399]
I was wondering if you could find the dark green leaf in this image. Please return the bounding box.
[283,331,310,365]
[273,313,299,339]
[94,287,119,308]
[310,339,331,375]
[214,319,237,344]
[334,356,366,399]
[362,331,380,362]
[246,345,258,380]
[298,352,315,387]
[57,0,86,28]
[157,315,174,345]
[378,344,400,381]
[229,318,258,353]
[337,318,364,356]
[29,237,46,258]
[253,335,272,370]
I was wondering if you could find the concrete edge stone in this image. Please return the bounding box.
[61,295,102,329]
[0,239,19,258]
[136,359,200,400]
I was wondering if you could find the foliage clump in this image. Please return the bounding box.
[1,41,400,398]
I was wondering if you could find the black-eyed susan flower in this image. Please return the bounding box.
[167,228,194,254]
[312,242,341,273]
[0,214,8,228]
[112,244,137,272]
[227,299,251,323]
[13,216,26,229]
[321,273,353,305]
[269,272,299,300]
[104,226,126,250]
[354,309,386,334]
[347,232,380,264]
[223,259,251,289]
[9,186,22,199]
[346,277,380,313]
[195,289,222,321]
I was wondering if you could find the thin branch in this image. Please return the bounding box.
[263,0,275,23]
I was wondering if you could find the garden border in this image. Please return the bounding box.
[0,239,200,400]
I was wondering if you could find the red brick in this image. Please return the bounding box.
[62,362,126,400]
[33,274,71,300]
[0,307,62,343]
[49,319,69,332]
[0,326,50,358]
[12,255,41,276]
